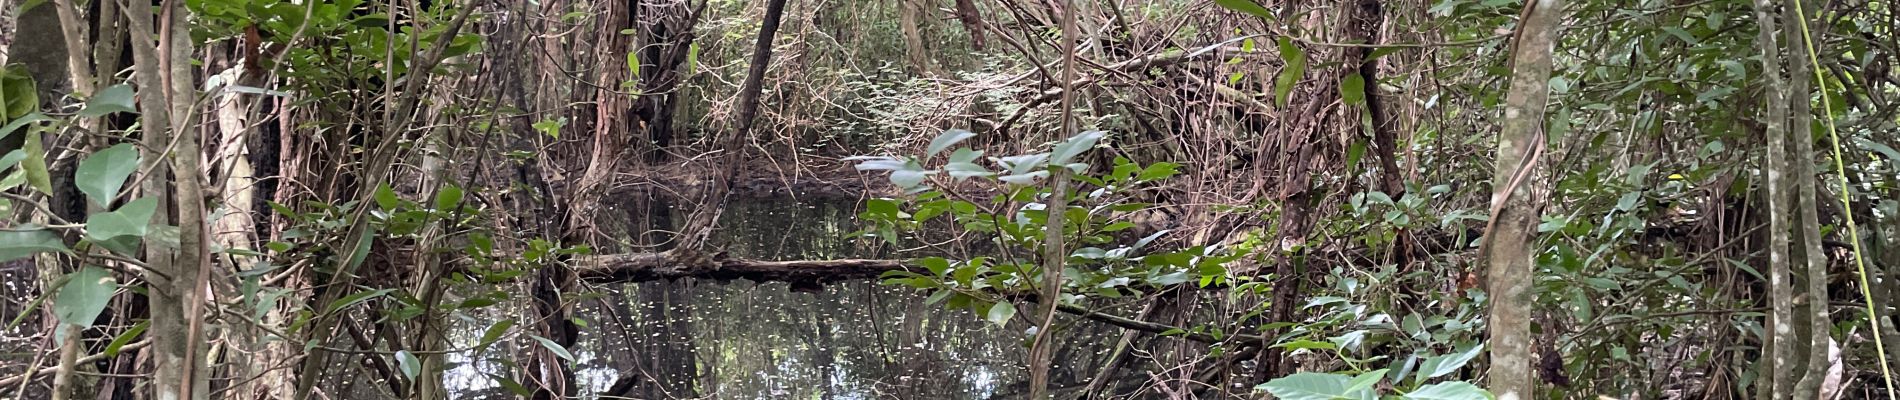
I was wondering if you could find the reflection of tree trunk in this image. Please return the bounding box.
[635,281,700,398]
[812,292,839,398]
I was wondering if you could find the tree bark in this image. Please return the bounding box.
[1485,0,1562,397]
[1749,1,1797,398]
[1784,3,1835,398]
[675,0,788,250]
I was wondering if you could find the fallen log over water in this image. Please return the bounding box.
[575,250,908,291]
[571,250,1265,344]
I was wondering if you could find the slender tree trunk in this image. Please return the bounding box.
[1784,3,1835,398]
[1027,0,1078,398]
[121,1,202,399]
[899,0,932,75]
[676,0,787,249]
[1750,1,1798,398]
[1485,0,1561,397]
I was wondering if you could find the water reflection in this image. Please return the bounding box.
[447,193,1123,399]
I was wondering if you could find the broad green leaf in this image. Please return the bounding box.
[531,335,575,362]
[395,350,421,380]
[1214,0,1275,20]
[1856,137,1900,162]
[476,319,515,352]
[1402,381,1492,400]
[374,182,400,210]
[928,129,977,157]
[434,184,465,210]
[2,69,37,118]
[104,320,147,357]
[0,149,27,170]
[1049,130,1106,166]
[86,197,159,255]
[75,143,142,207]
[0,228,68,262]
[1135,162,1179,181]
[1255,372,1372,400]
[77,85,138,117]
[1416,342,1484,382]
[23,128,51,194]
[1275,38,1307,107]
[1344,369,1389,395]
[986,301,1016,327]
[54,265,117,327]
[1341,74,1367,106]
[891,169,929,189]
[0,112,48,141]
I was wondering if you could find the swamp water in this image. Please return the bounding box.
[442,194,1125,399]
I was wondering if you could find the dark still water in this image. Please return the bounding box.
[444,194,1126,399]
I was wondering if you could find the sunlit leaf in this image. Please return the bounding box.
[927,129,977,157]
[986,301,1016,327]
[395,350,421,380]
[1255,372,1372,400]
[531,335,574,363]
[1402,381,1493,400]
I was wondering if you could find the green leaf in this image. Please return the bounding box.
[1341,74,1367,106]
[626,51,641,79]
[1402,381,1493,400]
[395,350,421,380]
[928,129,977,157]
[476,319,515,352]
[1856,137,1900,162]
[685,43,700,75]
[1135,162,1179,182]
[3,69,38,119]
[1214,0,1276,20]
[104,320,148,357]
[434,184,464,210]
[0,229,68,262]
[54,265,117,327]
[324,288,393,313]
[1416,342,1484,382]
[0,113,48,142]
[75,144,142,207]
[1255,372,1372,400]
[1272,339,1338,351]
[23,128,51,194]
[86,197,159,255]
[1274,38,1307,107]
[530,335,575,363]
[77,85,138,117]
[374,182,400,210]
[986,301,1016,327]
[1050,130,1106,166]
[1344,369,1388,395]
